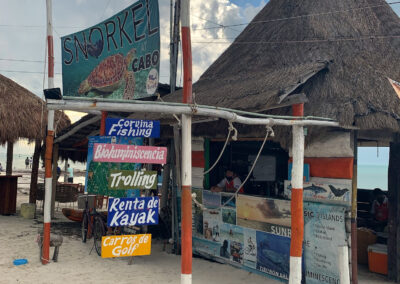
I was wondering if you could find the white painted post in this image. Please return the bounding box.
[181,0,192,282]
[42,0,55,264]
[289,103,305,283]
[338,245,351,284]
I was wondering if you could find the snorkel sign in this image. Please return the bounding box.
[106,118,160,138]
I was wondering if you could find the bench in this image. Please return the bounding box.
[37,233,63,262]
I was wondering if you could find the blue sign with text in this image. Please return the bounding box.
[105,118,160,138]
[107,197,159,227]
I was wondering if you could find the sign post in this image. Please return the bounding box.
[289,103,305,283]
[181,0,193,283]
[42,0,55,265]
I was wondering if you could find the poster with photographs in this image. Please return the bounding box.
[193,237,221,257]
[256,231,290,280]
[221,192,236,208]
[203,209,221,242]
[237,195,291,232]
[222,208,236,225]
[203,190,221,209]
[243,228,257,269]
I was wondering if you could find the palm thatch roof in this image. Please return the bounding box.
[164,0,400,143]
[0,74,70,144]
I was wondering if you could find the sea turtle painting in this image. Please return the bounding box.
[78,48,136,100]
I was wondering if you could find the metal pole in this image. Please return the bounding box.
[181,0,192,282]
[47,100,340,128]
[289,103,305,283]
[42,0,55,265]
[170,0,180,92]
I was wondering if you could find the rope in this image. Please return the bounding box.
[203,121,237,175]
[192,126,274,210]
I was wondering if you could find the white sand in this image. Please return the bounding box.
[0,171,389,284]
[0,213,277,284]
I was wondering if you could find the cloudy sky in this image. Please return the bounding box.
[0,0,266,123]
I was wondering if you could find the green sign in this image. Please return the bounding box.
[109,170,157,190]
[61,0,160,100]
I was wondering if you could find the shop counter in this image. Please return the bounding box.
[0,175,22,215]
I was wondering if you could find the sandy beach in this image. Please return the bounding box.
[0,170,276,284]
[0,170,389,284]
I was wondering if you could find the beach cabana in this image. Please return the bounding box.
[161,0,400,282]
[0,74,70,206]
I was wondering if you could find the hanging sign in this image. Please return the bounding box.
[93,143,167,164]
[105,118,160,138]
[85,136,143,197]
[107,197,159,227]
[101,234,152,258]
[61,0,160,100]
[108,170,157,190]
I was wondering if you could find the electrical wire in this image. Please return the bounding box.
[192,1,400,31]
[191,34,400,45]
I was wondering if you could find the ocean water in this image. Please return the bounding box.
[0,152,86,171]
[357,164,388,191]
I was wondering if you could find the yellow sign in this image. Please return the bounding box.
[101,234,152,258]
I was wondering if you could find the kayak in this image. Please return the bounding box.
[62,208,83,222]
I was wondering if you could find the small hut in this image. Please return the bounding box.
[0,74,70,203]
[162,0,400,281]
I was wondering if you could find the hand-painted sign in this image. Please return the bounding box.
[107,197,159,227]
[101,234,151,258]
[284,177,352,206]
[61,0,160,100]
[109,170,157,190]
[85,136,143,197]
[105,118,160,138]
[93,143,167,164]
[303,202,346,284]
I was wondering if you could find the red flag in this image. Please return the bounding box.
[388,77,400,99]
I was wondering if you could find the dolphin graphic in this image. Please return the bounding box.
[303,184,327,194]
[328,185,349,197]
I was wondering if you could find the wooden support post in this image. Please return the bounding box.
[351,131,358,283]
[29,138,42,204]
[160,142,172,219]
[6,141,13,175]
[51,143,59,218]
[388,137,400,281]
[64,159,68,183]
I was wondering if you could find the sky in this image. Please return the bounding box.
[0,0,399,162]
[0,0,267,124]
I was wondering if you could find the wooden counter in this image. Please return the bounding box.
[0,175,22,215]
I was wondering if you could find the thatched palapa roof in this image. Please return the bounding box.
[0,74,70,144]
[165,0,400,136]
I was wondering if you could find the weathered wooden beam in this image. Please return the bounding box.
[388,137,400,282]
[54,115,101,143]
[357,130,395,143]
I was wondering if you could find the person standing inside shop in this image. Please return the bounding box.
[67,164,74,183]
[211,168,244,193]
